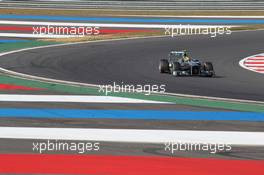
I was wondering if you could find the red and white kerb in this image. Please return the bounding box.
[239,53,264,74]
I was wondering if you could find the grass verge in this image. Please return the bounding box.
[0,73,264,112]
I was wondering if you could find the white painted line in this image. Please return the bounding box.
[0,35,263,104]
[0,20,234,29]
[0,33,82,38]
[244,65,264,68]
[245,67,264,69]
[0,94,168,103]
[244,64,264,66]
[245,60,264,62]
[0,127,264,145]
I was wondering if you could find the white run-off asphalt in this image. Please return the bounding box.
[0,127,264,145]
[0,95,168,103]
[0,20,233,29]
[0,33,79,38]
[239,53,264,74]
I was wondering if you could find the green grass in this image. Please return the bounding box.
[0,40,58,52]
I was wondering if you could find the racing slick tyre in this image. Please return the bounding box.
[172,62,181,76]
[159,59,169,73]
[192,66,200,75]
[204,62,214,77]
[204,62,213,70]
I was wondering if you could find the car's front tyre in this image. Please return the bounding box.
[159,59,169,73]
[204,62,215,77]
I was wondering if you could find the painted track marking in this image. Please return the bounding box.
[0,127,264,145]
[0,20,233,29]
[239,53,264,74]
[0,154,264,175]
[0,14,263,24]
[0,95,168,103]
[0,109,263,121]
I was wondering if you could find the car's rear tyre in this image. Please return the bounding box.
[192,66,200,75]
[159,59,169,73]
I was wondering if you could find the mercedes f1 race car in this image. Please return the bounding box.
[159,51,215,77]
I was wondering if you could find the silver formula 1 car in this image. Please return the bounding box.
[159,50,215,77]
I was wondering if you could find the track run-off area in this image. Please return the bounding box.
[0,30,264,101]
[0,13,264,175]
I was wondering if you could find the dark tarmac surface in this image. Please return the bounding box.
[0,31,264,101]
[0,118,263,131]
[1,139,264,160]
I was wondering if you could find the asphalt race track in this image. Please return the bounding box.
[0,30,264,101]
